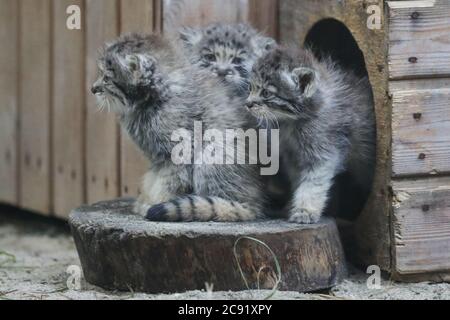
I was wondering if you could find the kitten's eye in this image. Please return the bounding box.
[128,62,138,72]
[103,75,111,83]
[106,59,112,67]
[261,89,272,99]
[232,57,243,65]
[204,54,216,62]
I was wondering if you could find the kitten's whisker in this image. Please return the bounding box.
[266,110,279,129]
[96,97,106,113]
[256,114,264,127]
[106,97,112,113]
[265,115,270,129]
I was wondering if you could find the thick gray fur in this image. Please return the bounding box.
[246,47,376,224]
[180,23,286,212]
[91,33,266,222]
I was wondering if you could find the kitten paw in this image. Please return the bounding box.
[289,209,321,224]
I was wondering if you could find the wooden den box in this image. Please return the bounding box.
[279,0,450,280]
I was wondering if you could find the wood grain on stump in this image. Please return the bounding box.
[69,199,346,294]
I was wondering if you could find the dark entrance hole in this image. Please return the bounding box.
[305,19,376,221]
[305,18,369,78]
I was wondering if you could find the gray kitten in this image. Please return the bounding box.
[91,33,266,222]
[179,23,276,96]
[180,24,289,213]
[246,47,376,224]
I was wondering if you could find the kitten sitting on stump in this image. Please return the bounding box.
[246,47,375,223]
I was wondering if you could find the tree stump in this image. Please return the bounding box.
[69,199,347,294]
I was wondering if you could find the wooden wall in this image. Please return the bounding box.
[0,0,278,218]
[0,0,19,205]
[279,0,393,272]
[387,0,450,278]
[278,0,450,279]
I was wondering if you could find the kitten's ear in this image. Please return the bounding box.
[122,54,155,84]
[179,27,203,47]
[291,67,318,98]
[251,35,276,57]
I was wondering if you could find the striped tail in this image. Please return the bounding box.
[145,196,258,222]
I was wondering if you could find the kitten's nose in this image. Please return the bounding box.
[246,101,254,109]
[216,68,234,77]
[91,85,103,95]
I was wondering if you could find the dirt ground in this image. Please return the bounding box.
[1,205,449,300]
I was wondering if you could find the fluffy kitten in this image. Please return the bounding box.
[179,23,276,96]
[91,33,266,222]
[246,47,376,224]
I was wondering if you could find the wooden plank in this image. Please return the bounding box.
[85,0,120,203]
[390,77,450,92]
[247,0,278,39]
[121,0,154,33]
[393,176,450,274]
[0,0,19,205]
[388,0,450,79]
[163,0,248,32]
[119,0,154,197]
[154,0,163,33]
[162,0,278,42]
[52,0,85,218]
[392,87,450,177]
[19,0,51,214]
